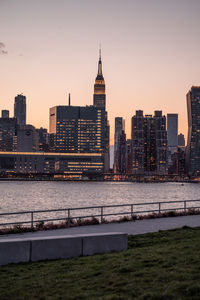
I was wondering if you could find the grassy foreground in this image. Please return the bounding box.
[1,227,200,300]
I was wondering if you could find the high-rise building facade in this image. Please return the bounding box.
[131,110,167,175]
[186,86,200,176]
[125,139,132,174]
[93,49,109,171]
[48,51,110,173]
[154,111,168,174]
[93,49,106,109]
[49,105,107,172]
[49,105,106,153]
[114,117,125,173]
[0,117,17,151]
[167,113,178,154]
[131,110,144,174]
[14,94,26,125]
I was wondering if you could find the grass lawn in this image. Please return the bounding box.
[1,227,200,299]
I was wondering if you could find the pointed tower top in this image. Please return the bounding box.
[99,43,101,60]
[97,46,103,77]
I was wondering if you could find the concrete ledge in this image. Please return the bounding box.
[31,235,82,262]
[82,233,128,256]
[0,232,127,266]
[0,239,30,266]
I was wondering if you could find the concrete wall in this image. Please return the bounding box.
[0,233,127,266]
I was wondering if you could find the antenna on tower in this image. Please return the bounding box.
[68,93,71,106]
[99,43,101,60]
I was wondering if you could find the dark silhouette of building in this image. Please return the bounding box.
[168,147,186,177]
[0,117,17,151]
[118,130,126,173]
[36,127,49,151]
[178,133,185,147]
[114,117,125,172]
[1,110,9,118]
[131,110,167,175]
[167,113,178,153]
[125,139,132,174]
[14,94,26,125]
[186,86,200,177]
[17,125,39,152]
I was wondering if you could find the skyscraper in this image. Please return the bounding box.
[131,110,167,175]
[186,86,200,176]
[0,117,17,151]
[93,49,106,109]
[114,117,125,173]
[49,50,110,172]
[93,49,109,170]
[14,94,26,125]
[167,113,178,153]
[49,105,107,154]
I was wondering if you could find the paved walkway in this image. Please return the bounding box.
[1,214,200,240]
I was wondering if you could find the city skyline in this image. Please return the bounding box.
[1,0,200,143]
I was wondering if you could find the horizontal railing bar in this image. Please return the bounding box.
[1,199,200,216]
[1,200,200,228]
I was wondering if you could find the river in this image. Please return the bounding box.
[0,181,199,225]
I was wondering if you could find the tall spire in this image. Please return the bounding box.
[97,45,102,76]
[93,47,106,109]
[99,43,101,60]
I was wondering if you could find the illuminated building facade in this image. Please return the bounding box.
[0,117,17,151]
[0,152,104,175]
[93,49,106,109]
[93,49,110,171]
[49,50,110,172]
[131,110,167,175]
[186,86,200,176]
[50,105,106,152]
[14,94,26,125]
[49,105,108,171]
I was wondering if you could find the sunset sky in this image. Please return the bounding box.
[1,0,200,144]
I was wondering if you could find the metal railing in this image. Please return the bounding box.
[0,199,200,228]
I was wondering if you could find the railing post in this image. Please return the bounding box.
[101,206,103,223]
[184,201,186,215]
[131,204,134,220]
[67,209,70,227]
[158,202,161,215]
[31,212,33,229]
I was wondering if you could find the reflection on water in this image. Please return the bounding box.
[0,181,199,224]
[0,181,199,212]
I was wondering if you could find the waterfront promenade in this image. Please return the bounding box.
[1,214,200,240]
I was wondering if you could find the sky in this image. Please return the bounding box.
[1,0,200,144]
